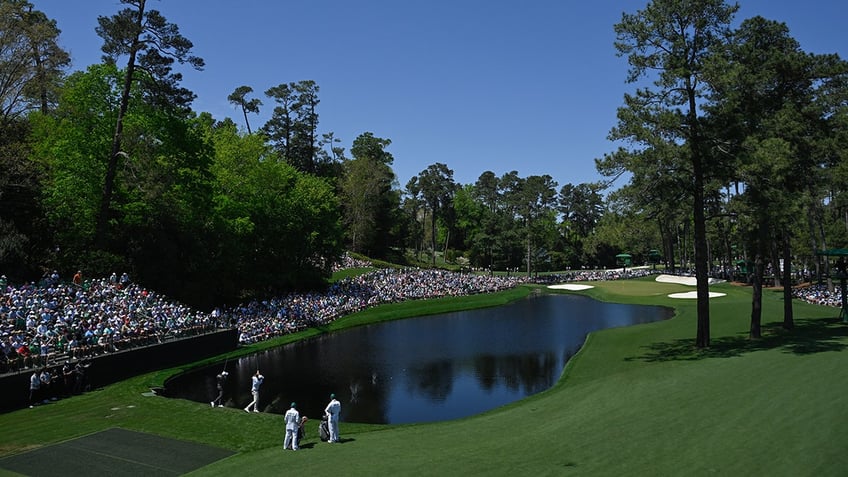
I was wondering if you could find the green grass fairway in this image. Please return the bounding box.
[2,277,847,476]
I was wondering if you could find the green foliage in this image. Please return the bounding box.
[205,118,343,301]
[0,117,48,278]
[557,182,606,267]
[28,64,342,306]
[500,172,558,274]
[96,0,203,110]
[0,0,70,121]
[29,65,119,252]
[29,63,219,296]
[261,80,322,174]
[227,85,261,134]
[588,209,660,267]
[703,14,848,332]
[339,132,399,257]
[465,172,504,269]
[350,132,393,165]
[415,163,457,266]
[93,0,204,248]
[451,185,482,256]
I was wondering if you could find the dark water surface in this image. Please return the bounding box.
[165,294,672,424]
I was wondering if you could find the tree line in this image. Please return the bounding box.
[602,0,848,346]
[1,0,847,348]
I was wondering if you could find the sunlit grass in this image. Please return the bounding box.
[328,267,376,283]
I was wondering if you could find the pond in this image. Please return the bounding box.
[164,293,672,424]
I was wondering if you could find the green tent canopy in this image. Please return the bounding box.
[736,259,753,273]
[816,248,848,256]
[647,250,661,268]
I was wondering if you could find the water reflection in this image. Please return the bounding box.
[165,294,671,424]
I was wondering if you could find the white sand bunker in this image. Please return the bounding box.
[548,283,595,291]
[668,291,726,299]
[655,274,725,286]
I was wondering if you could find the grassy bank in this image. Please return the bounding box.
[1,278,846,476]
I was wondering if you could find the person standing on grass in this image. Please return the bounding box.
[324,393,341,443]
[28,369,40,408]
[211,370,228,407]
[244,370,264,412]
[39,367,53,403]
[283,402,300,450]
[62,361,75,397]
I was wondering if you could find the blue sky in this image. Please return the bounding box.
[35,0,846,190]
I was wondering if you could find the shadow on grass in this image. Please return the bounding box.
[629,317,848,362]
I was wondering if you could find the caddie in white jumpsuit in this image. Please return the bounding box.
[324,393,341,443]
[284,402,300,450]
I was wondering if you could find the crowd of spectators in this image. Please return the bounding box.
[1,272,215,373]
[792,283,845,308]
[228,268,526,344]
[330,253,374,272]
[531,268,660,284]
[26,358,92,408]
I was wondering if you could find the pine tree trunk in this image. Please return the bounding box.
[782,234,794,330]
[770,243,781,288]
[692,145,710,348]
[750,253,763,339]
[95,0,145,248]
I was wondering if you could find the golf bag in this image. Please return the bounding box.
[319,416,330,442]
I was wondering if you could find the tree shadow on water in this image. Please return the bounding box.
[629,317,848,363]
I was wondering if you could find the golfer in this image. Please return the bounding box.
[284,402,300,450]
[324,393,341,443]
[244,370,264,412]
[211,370,228,407]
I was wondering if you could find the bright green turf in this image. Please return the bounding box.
[2,278,846,476]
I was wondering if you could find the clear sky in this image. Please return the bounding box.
[34,0,846,189]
